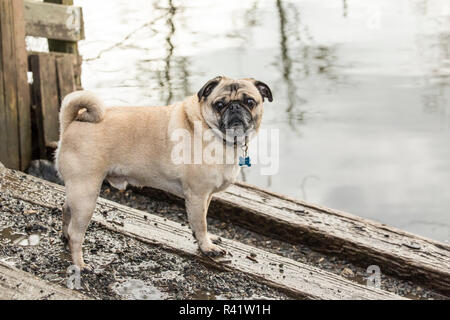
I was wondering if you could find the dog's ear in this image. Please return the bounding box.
[253,80,273,102]
[197,76,222,101]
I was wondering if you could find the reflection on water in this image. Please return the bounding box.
[276,0,338,120]
[75,0,449,242]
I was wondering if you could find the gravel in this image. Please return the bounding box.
[9,159,446,300]
[0,191,291,300]
[99,185,448,300]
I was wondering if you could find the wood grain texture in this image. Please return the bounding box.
[217,182,450,293]
[11,0,32,171]
[0,0,10,167]
[135,181,450,294]
[28,51,82,90]
[29,54,60,149]
[0,0,31,170]
[0,0,20,169]
[29,52,78,153]
[0,167,404,300]
[56,55,76,102]
[23,0,84,42]
[0,260,88,300]
[43,0,81,80]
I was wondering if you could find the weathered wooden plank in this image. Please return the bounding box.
[29,56,46,158]
[219,183,450,293]
[0,167,404,300]
[43,0,81,71]
[29,54,60,149]
[0,0,31,170]
[28,51,82,90]
[28,52,79,155]
[0,260,88,300]
[11,0,32,171]
[43,0,81,91]
[56,55,76,103]
[0,1,8,167]
[0,0,20,169]
[23,0,84,42]
[135,182,450,294]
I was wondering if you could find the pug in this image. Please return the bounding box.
[55,76,273,270]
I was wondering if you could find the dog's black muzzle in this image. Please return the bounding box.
[219,101,253,135]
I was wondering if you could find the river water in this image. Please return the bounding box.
[71,0,450,242]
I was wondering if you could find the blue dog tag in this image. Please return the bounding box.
[239,156,251,167]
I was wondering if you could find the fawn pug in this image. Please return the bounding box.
[55,76,273,270]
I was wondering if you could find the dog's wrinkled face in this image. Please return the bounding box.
[198,76,273,138]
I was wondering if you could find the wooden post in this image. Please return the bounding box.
[44,0,77,53]
[0,0,32,170]
[29,53,76,155]
[43,0,82,88]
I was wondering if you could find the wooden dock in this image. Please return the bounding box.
[136,183,450,294]
[0,0,449,300]
[0,166,407,300]
[0,260,88,300]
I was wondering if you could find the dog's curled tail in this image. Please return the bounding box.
[59,90,105,136]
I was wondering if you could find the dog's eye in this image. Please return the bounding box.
[245,98,256,108]
[215,101,225,110]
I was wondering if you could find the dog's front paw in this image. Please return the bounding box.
[71,260,93,273]
[200,242,226,257]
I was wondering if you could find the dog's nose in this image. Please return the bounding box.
[228,102,240,111]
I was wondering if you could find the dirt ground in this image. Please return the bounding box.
[0,190,291,300]
[98,185,447,300]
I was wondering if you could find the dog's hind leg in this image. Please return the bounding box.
[61,202,71,247]
[64,175,103,270]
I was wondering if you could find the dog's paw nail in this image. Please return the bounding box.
[206,251,221,257]
[81,264,94,273]
[212,237,222,244]
[202,245,226,258]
